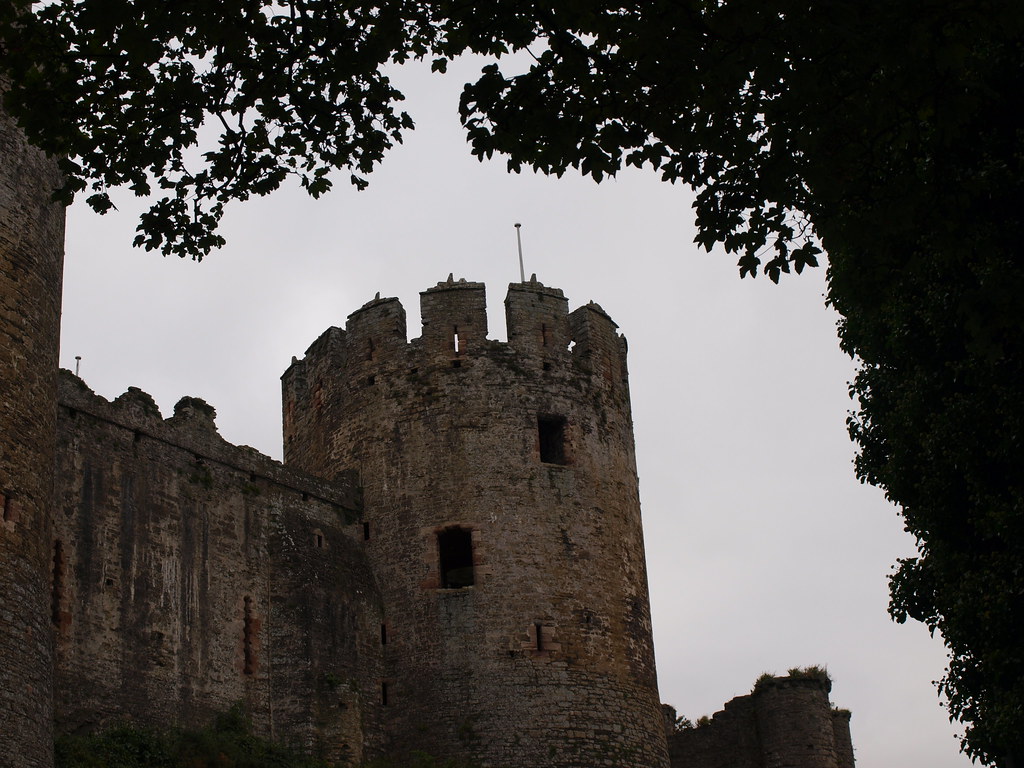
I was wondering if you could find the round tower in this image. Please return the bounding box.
[1,85,65,767]
[283,277,669,767]
[753,674,844,768]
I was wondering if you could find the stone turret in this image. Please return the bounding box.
[0,84,66,768]
[665,671,855,768]
[282,277,669,767]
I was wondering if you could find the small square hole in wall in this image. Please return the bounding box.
[451,360,462,368]
[366,375,376,387]
[538,415,568,465]
[543,362,552,371]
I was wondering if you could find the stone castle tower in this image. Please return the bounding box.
[282,277,669,766]
[1,83,65,768]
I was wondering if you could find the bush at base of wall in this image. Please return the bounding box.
[55,705,332,768]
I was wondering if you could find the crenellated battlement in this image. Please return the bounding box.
[420,276,488,358]
[282,277,628,402]
[506,276,571,358]
[281,278,631,463]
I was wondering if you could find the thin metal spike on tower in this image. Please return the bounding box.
[514,223,525,283]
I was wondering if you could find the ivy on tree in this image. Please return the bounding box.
[3,1,1022,765]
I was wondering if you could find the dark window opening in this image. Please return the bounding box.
[451,359,462,368]
[538,415,568,465]
[51,540,64,627]
[409,367,419,374]
[366,375,376,386]
[541,323,550,347]
[438,527,474,588]
[301,492,309,502]
[367,339,375,361]
[535,622,544,651]
[243,596,257,675]
[315,532,324,548]
[381,682,389,706]
[380,623,388,645]
[363,522,371,541]
[2,492,13,523]
[542,361,552,371]
[133,430,143,443]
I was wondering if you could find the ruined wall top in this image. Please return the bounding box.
[58,370,360,513]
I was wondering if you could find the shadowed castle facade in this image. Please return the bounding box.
[43,278,854,767]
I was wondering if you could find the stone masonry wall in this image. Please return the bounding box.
[666,674,855,768]
[283,277,669,767]
[53,371,385,764]
[0,83,65,768]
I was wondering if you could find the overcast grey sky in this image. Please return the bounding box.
[59,58,969,768]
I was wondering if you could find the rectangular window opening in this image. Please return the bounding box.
[363,522,371,541]
[2,492,13,523]
[438,527,474,589]
[380,623,388,645]
[538,415,568,465]
[535,622,544,651]
[381,682,389,706]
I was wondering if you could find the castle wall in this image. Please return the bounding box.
[53,372,385,764]
[666,674,855,768]
[0,83,65,768]
[283,278,669,767]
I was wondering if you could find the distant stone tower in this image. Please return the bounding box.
[0,86,65,768]
[283,277,670,767]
